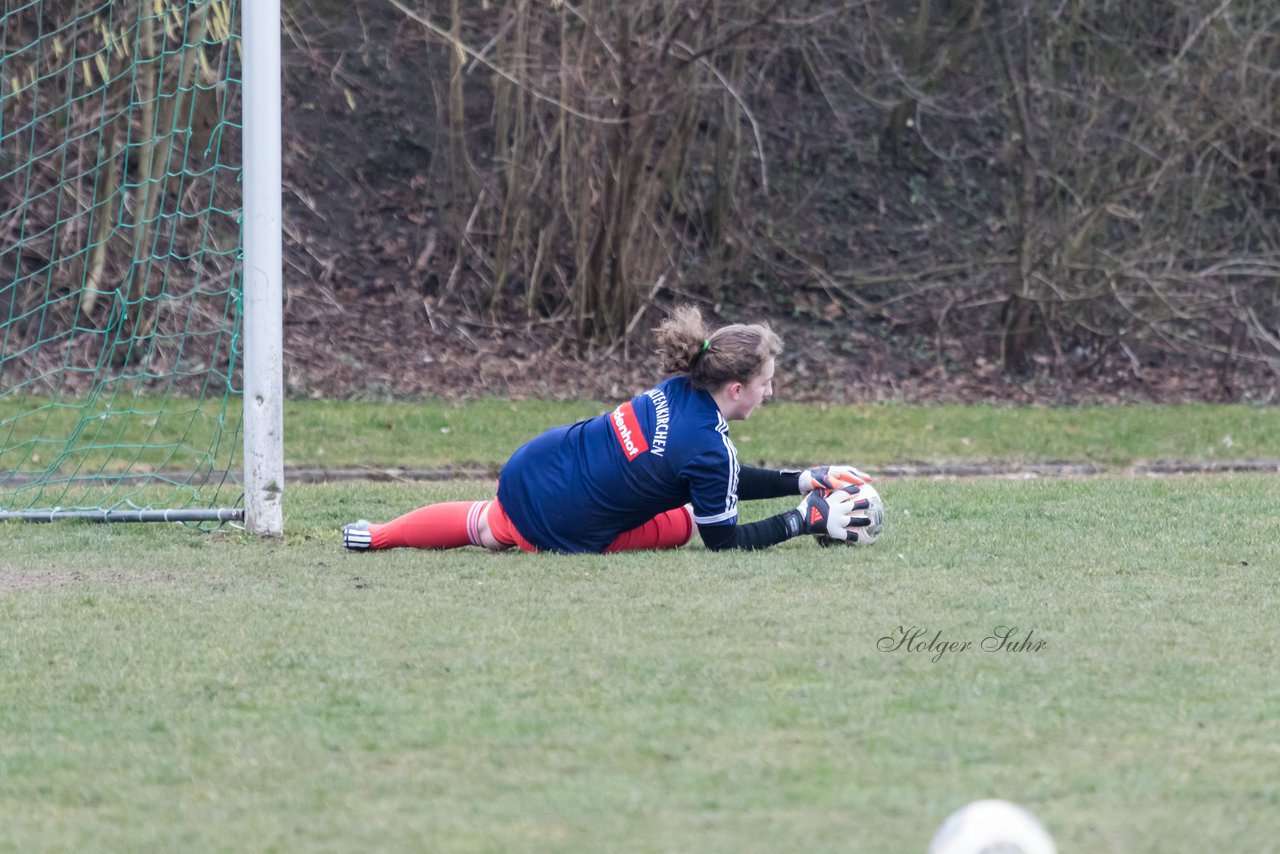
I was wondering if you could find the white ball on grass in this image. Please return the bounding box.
[928,800,1057,854]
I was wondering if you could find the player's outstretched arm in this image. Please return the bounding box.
[736,465,873,502]
[699,487,871,551]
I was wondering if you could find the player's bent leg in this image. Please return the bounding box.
[603,505,694,553]
[475,500,512,551]
[344,500,492,550]
[483,499,538,552]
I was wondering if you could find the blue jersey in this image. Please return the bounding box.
[496,375,740,553]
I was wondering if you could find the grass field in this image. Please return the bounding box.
[3,472,1279,851]
[5,397,1280,473]
[285,399,1280,470]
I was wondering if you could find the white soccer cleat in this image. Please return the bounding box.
[342,520,372,551]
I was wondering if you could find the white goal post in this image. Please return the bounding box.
[242,0,284,537]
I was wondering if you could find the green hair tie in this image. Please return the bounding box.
[702,339,710,351]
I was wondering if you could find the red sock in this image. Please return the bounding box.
[604,506,694,553]
[369,500,490,550]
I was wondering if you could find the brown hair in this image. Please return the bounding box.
[654,305,783,390]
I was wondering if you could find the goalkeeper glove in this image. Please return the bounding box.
[783,485,872,542]
[797,465,874,494]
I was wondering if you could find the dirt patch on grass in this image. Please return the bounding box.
[0,569,184,592]
[0,569,87,591]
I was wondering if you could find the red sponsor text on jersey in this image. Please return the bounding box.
[610,401,650,461]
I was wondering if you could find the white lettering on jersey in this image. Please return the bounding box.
[645,387,671,457]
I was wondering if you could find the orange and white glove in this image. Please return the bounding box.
[798,465,873,494]
[785,486,872,542]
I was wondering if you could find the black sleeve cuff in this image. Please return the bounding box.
[737,466,802,500]
[698,510,802,551]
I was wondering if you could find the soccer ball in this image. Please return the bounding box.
[815,483,884,547]
[928,799,1057,854]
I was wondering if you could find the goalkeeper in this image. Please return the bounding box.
[342,306,873,554]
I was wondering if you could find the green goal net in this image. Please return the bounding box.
[1,0,244,523]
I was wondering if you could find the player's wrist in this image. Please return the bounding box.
[781,508,804,538]
[782,469,808,494]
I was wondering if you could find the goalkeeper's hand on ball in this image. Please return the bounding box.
[785,486,872,542]
[798,465,873,494]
